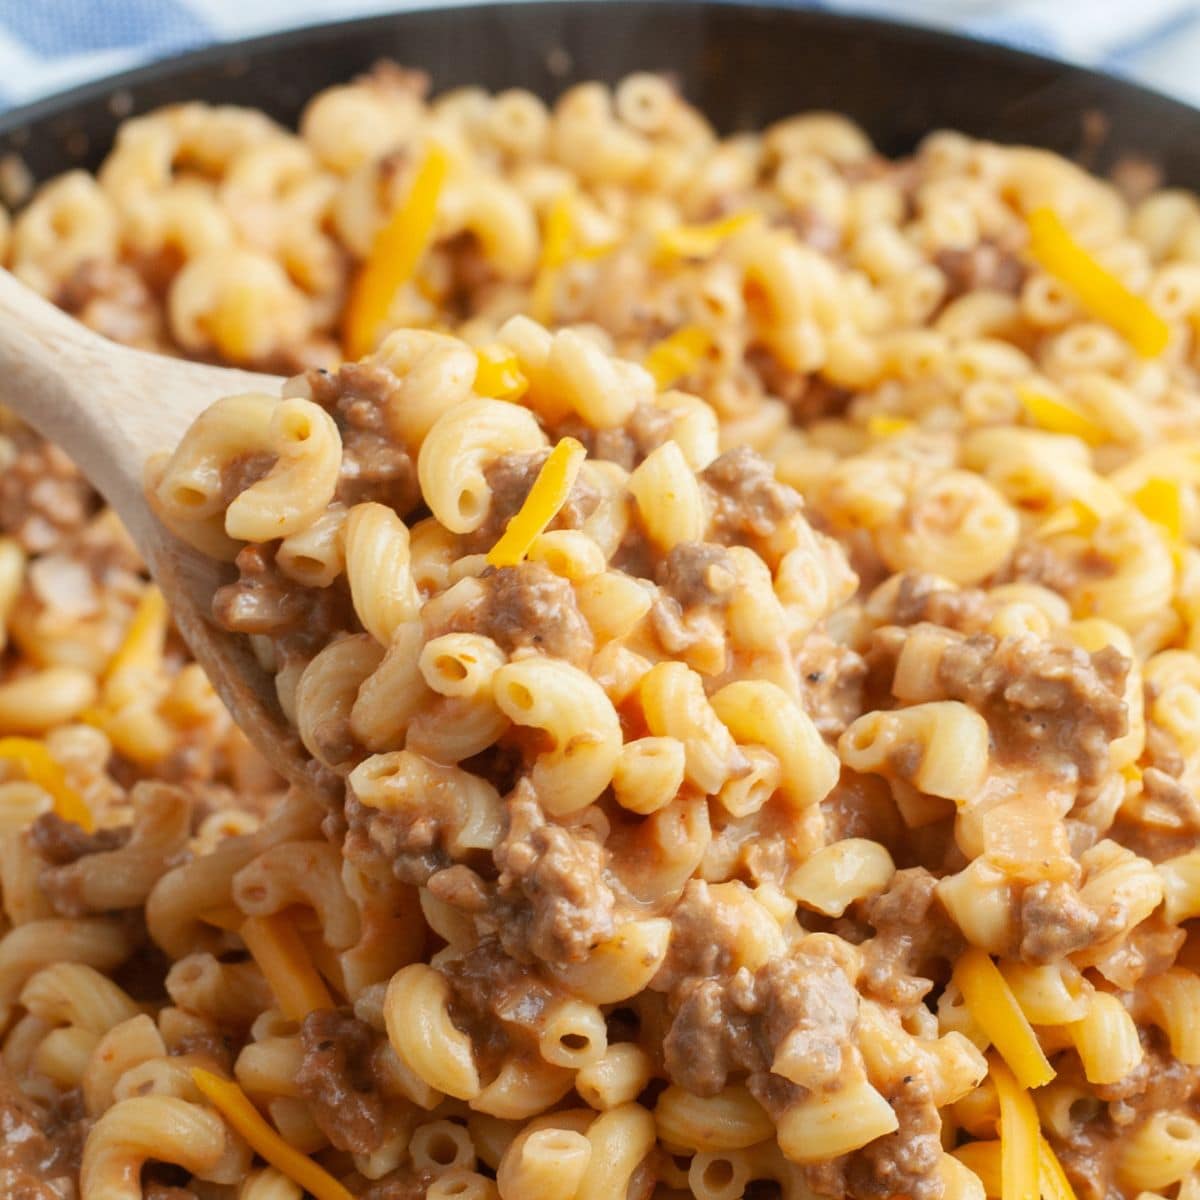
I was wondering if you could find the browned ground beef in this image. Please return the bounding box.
[656,542,736,608]
[796,630,869,737]
[444,561,594,666]
[29,812,130,865]
[859,868,963,1010]
[0,1068,86,1200]
[441,938,555,1071]
[1055,1036,1200,1200]
[303,362,421,512]
[747,348,855,423]
[701,446,804,544]
[878,573,992,633]
[358,1167,438,1200]
[0,428,97,554]
[1017,879,1100,964]
[846,1073,943,1200]
[559,401,675,472]
[661,937,859,1101]
[57,259,166,350]
[934,239,1026,301]
[870,624,1129,786]
[296,1009,385,1154]
[491,782,616,965]
[212,542,354,660]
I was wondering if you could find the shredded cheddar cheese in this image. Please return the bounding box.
[655,211,759,260]
[0,737,92,831]
[190,1069,354,1200]
[1017,385,1106,446]
[240,912,334,1022]
[487,437,587,568]
[1026,207,1170,358]
[992,1058,1041,1200]
[1132,477,1184,541]
[867,414,915,439]
[953,1141,1001,1197]
[473,344,528,401]
[643,326,713,390]
[1037,501,1097,539]
[105,587,169,697]
[1037,1134,1080,1200]
[954,947,1055,1089]
[207,283,261,363]
[952,1134,1079,1200]
[531,192,576,326]
[343,144,449,360]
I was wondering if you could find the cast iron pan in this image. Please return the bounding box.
[0,2,1196,196]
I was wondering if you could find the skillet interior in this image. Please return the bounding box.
[0,1,1197,193]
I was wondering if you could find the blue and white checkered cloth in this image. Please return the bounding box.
[0,0,1198,111]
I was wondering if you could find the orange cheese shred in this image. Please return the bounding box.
[0,736,93,832]
[953,947,1055,1089]
[190,1069,354,1200]
[1038,1134,1080,1200]
[473,344,528,401]
[1132,477,1184,541]
[643,326,713,390]
[106,586,169,690]
[240,913,334,1023]
[487,437,587,568]
[343,144,449,360]
[1017,385,1106,445]
[207,282,261,363]
[1026,206,1170,357]
[992,1057,1041,1200]
[655,210,759,260]
[951,1134,1080,1200]
[866,414,914,439]
[530,192,576,326]
[952,1140,1001,1197]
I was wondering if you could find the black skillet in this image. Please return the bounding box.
[0,1,1196,195]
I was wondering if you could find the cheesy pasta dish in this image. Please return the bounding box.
[2,63,1200,1200]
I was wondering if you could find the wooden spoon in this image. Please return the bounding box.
[0,268,324,793]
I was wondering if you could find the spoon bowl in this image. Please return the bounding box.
[0,268,320,792]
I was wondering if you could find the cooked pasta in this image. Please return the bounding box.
[1,61,1199,1200]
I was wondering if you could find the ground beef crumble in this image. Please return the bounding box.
[0,427,97,554]
[301,362,421,512]
[212,542,355,661]
[701,446,805,545]
[296,1009,385,1154]
[661,935,859,1101]
[559,402,675,472]
[0,1068,86,1200]
[934,239,1026,302]
[491,782,616,965]
[29,812,130,865]
[1054,1035,1200,1200]
[859,869,962,1010]
[57,259,166,350]
[845,1073,943,1200]
[871,623,1129,786]
[443,561,594,666]
[656,542,736,608]
[1017,879,1099,964]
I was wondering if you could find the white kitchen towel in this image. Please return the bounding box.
[0,0,1197,111]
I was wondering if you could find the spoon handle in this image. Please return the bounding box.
[0,268,277,546]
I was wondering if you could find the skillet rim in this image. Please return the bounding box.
[0,0,1195,169]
